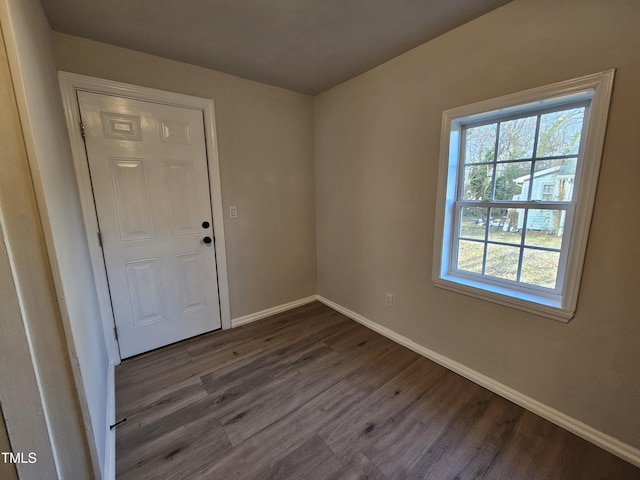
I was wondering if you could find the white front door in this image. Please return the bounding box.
[78,91,221,358]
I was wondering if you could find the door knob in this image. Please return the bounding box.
[202,221,210,229]
[203,236,212,245]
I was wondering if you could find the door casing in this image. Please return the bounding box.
[59,71,231,364]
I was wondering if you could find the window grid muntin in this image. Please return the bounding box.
[452,101,586,293]
[463,152,580,168]
[489,122,500,199]
[525,115,543,201]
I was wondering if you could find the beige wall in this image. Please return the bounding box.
[314,0,640,450]
[0,14,93,479]
[1,0,109,475]
[53,33,318,319]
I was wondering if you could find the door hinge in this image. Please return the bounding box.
[79,121,85,140]
[97,231,103,247]
[114,326,119,341]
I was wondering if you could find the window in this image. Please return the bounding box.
[541,184,555,202]
[433,71,614,321]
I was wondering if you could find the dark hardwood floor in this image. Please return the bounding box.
[115,302,640,479]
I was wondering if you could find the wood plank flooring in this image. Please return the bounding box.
[115,302,640,479]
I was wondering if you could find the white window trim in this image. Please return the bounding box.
[432,70,615,322]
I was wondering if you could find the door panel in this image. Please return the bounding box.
[176,252,207,313]
[110,157,154,241]
[165,161,199,235]
[125,258,165,326]
[78,91,221,358]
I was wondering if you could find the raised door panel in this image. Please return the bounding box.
[109,158,154,241]
[124,258,165,326]
[161,120,191,145]
[102,112,142,141]
[176,252,207,314]
[165,161,198,236]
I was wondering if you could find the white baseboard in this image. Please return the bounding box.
[317,295,640,468]
[231,295,319,328]
[103,363,116,480]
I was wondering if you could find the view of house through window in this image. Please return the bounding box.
[455,104,587,290]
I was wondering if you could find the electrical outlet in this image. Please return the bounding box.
[385,293,394,308]
[229,206,238,218]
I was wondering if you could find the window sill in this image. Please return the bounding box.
[433,274,574,323]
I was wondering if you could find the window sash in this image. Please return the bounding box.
[449,202,574,294]
[460,99,590,130]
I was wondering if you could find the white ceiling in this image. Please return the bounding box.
[40,0,513,95]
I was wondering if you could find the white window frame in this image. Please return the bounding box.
[541,183,555,201]
[433,71,615,322]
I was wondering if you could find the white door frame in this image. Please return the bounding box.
[59,71,231,364]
